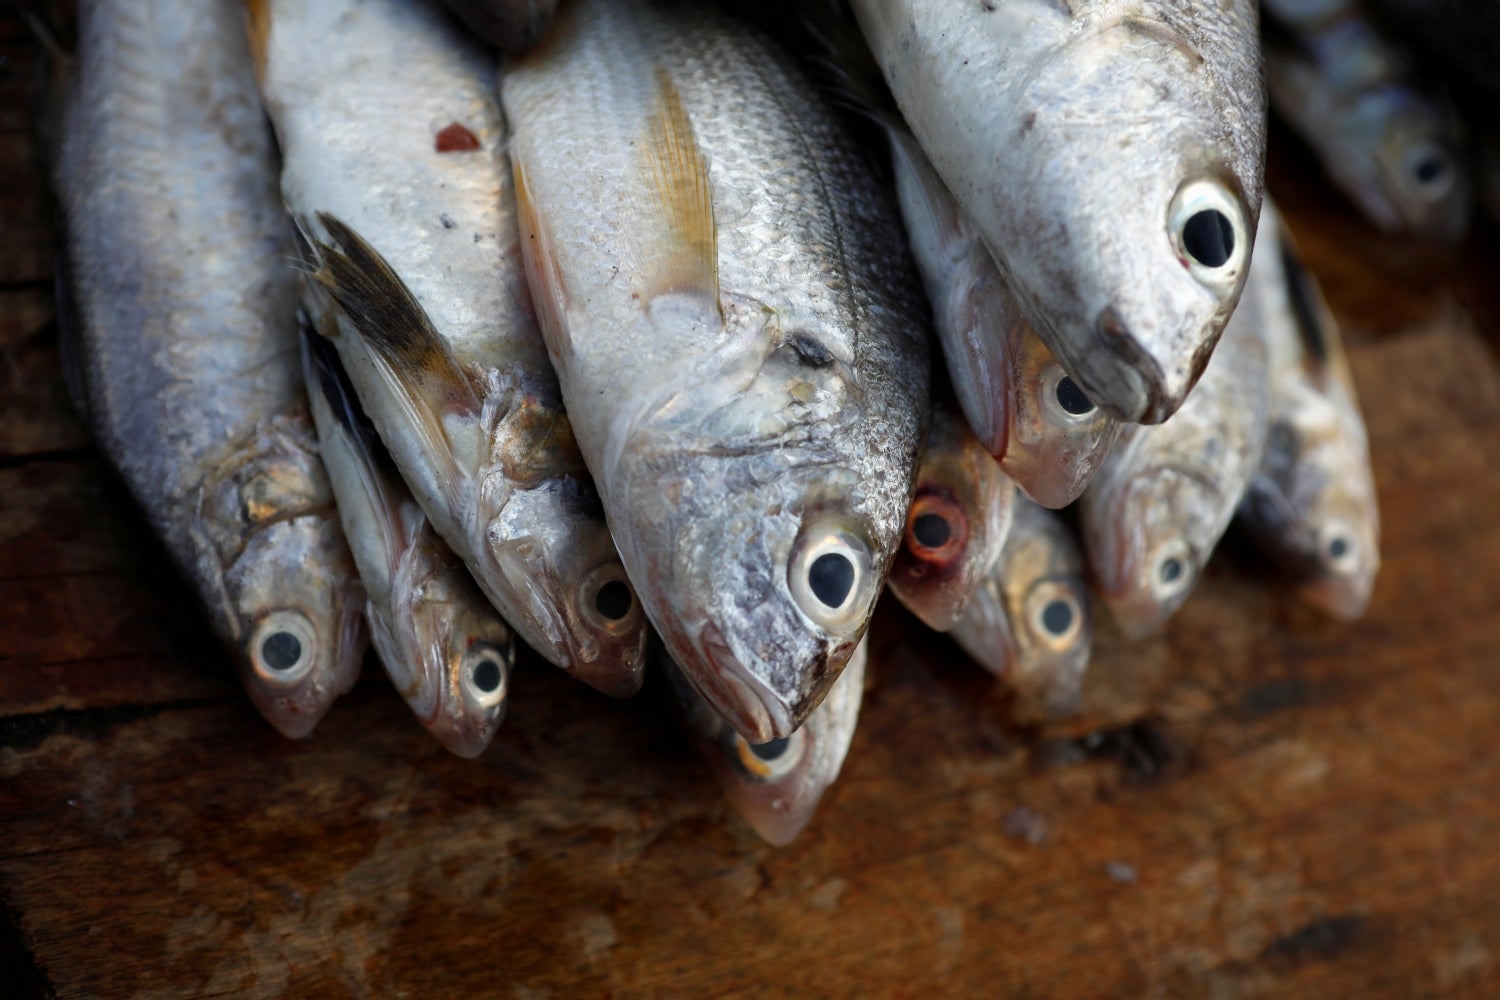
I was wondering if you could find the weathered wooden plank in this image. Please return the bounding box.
[0,286,88,460]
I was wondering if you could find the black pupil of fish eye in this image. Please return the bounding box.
[808,552,856,609]
[1182,209,1235,268]
[912,512,951,549]
[1159,557,1184,584]
[594,579,632,620]
[750,736,791,761]
[1041,599,1074,636]
[261,630,302,671]
[1414,155,1446,185]
[1328,536,1349,560]
[471,658,502,693]
[1054,375,1095,416]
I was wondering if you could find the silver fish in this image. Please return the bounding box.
[886,128,1120,508]
[434,0,557,53]
[53,0,365,738]
[1081,243,1273,637]
[850,0,1265,424]
[950,496,1092,719]
[302,332,513,757]
[1237,203,1380,620]
[667,638,868,847]
[252,0,648,697]
[502,0,930,742]
[887,401,1014,632]
[1264,0,1469,240]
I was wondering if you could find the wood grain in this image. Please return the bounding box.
[5,12,1500,999]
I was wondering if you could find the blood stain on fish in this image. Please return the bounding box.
[435,122,480,153]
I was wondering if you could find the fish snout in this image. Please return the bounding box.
[692,621,788,743]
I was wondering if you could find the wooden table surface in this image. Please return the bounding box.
[5,12,1500,999]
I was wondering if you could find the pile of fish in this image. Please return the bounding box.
[52,0,1474,847]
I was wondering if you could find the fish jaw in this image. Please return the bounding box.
[1003,331,1122,508]
[888,411,1014,632]
[229,513,367,739]
[615,446,882,744]
[482,477,647,698]
[1088,467,1217,639]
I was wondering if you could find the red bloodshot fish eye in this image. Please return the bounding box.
[904,490,969,566]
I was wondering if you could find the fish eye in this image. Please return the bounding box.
[1168,178,1248,287]
[580,564,641,633]
[248,610,318,685]
[788,517,875,632]
[1042,365,1099,422]
[1401,141,1455,199]
[1148,538,1195,602]
[1024,582,1085,650]
[903,491,969,565]
[730,728,806,782]
[1318,521,1360,575]
[461,641,511,710]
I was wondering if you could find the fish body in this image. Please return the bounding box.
[1264,0,1469,239]
[302,333,513,757]
[1081,247,1273,636]
[54,0,365,738]
[252,0,647,696]
[503,0,930,742]
[1237,204,1380,620]
[434,0,558,53]
[886,129,1120,507]
[887,402,1014,632]
[667,639,868,847]
[950,496,1092,719]
[850,0,1265,424]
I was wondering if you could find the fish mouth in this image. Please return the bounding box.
[1088,305,1210,424]
[690,621,793,744]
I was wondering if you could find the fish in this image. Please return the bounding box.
[849,0,1266,424]
[1080,237,1273,637]
[950,496,1092,719]
[51,0,365,738]
[502,0,930,742]
[885,128,1121,507]
[666,638,868,847]
[302,331,514,757]
[433,0,558,53]
[1263,0,1469,240]
[251,0,649,697]
[1237,202,1380,620]
[887,400,1015,632]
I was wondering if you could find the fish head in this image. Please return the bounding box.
[1093,463,1221,637]
[401,548,514,758]
[1001,323,1122,507]
[996,500,1091,717]
[1007,11,1263,423]
[1362,92,1470,241]
[612,302,905,743]
[889,410,1014,632]
[200,419,366,738]
[227,514,367,740]
[1253,425,1381,622]
[482,475,648,698]
[685,640,866,847]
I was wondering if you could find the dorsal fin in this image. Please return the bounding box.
[1278,234,1331,366]
[299,319,410,585]
[644,69,719,308]
[307,212,482,418]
